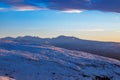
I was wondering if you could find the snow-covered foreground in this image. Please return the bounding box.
[0,41,120,80]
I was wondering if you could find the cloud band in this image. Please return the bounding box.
[0,0,120,13]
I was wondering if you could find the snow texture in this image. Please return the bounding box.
[0,40,120,80]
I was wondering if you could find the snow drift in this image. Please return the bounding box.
[0,40,120,80]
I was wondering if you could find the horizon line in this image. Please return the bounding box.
[0,35,120,43]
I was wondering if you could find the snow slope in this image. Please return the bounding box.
[1,36,120,60]
[0,40,120,80]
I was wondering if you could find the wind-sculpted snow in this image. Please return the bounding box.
[0,41,120,80]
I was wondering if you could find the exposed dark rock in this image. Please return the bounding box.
[96,76,111,80]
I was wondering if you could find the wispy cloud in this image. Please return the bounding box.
[0,8,6,10]
[13,6,42,11]
[62,9,84,13]
[60,28,105,32]
[79,29,105,32]
[0,0,120,13]
[116,31,120,32]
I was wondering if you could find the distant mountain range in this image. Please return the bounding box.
[1,35,120,60]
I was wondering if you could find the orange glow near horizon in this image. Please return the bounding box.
[0,31,120,42]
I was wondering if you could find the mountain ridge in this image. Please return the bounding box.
[1,35,120,60]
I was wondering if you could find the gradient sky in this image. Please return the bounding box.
[0,0,120,42]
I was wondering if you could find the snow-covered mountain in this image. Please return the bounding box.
[1,35,120,60]
[0,40,120,80]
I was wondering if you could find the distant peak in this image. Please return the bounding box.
[57,35,68,38]
[1,37,15,41]
[17,36,40,39]
[56,35,80,40]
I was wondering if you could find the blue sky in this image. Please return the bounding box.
[0,0,120,42]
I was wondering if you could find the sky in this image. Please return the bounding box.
[0,0,120,42]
